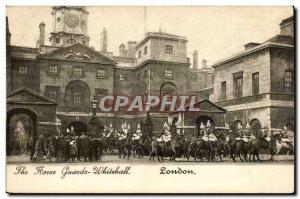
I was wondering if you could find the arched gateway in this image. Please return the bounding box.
[67,121,88,135]
[7,88,57,157]
[7,108,37,156]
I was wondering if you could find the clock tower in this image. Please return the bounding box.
[50,6,89,47]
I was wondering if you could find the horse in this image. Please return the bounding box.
[149,139,164,161]
[132,138,144,159]
[272,134,293,160]
[187,137,212,162]
[208,133,229,162]
[248,136,276,161]
[168,135,190,161]
[230,139,252,162]
[117,132,133,159]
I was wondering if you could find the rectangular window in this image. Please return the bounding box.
[192,74,197,82]
[73,92,81,106]
[120,74,125,81]
[18,66,28,74]
[97,69,106,78]
[165,69,172,77]
[233,72,243,98]
[48,90,57,101]
[55,38,60,44]
[165,45,173,54]
[221,81,226,101]
[138,51,141,59]
[49,65,58,74]
[144,70,148,78]
[252,72,259,95]
[284,70,293,93]
[73,67,82,76]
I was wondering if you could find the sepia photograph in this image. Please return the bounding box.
[5,5,295,194]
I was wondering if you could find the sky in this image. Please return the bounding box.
[6,6,293,65]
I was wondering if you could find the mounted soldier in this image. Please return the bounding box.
[117,121,131,158]
[132,123,144,158]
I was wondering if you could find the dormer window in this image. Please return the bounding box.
[165,69,172,77]
[165,45,173,54]
[67,39,76,44]
[97,69,106,79]
[49,65,58,74]
[120,74,126,81]
[18,66,28,75]
[73,67,83,77]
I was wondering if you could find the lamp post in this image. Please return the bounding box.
[144,111,153,139]
[88,96,102,134]
[91,96,98,119]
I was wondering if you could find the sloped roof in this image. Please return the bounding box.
[37,43,117,65]
[7,87,56,105]
[136,31,187,49]
[174,99,227,113]
[266,34,294,45]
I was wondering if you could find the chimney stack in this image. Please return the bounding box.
[100,28,108,52]
[202,59,208,68]
[193,50,198,69]
[119,43,126,57]
[39,22,45,46]
[127,41,137,58]
[280,16,294,38]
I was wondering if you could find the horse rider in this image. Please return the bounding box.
[206,121,217,142]
[132,123,142,141]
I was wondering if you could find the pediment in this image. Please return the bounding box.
[185,99,227,113]
[7,88,56,105]
[37,43,117,65]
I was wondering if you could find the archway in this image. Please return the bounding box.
[6,108,37,156]
[67,121,88,135]
[65,80,90,110]
[249,119,262,138]
[195,116,214,137]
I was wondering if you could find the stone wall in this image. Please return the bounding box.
[38,58,115,108]
[11,59,40,92]
[213,48,270,102]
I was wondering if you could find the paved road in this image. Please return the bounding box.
[7,154,294,165]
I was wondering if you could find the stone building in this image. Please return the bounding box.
[7,6,214,135]
[212,16,294,137]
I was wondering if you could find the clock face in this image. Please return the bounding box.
[64,13,79,28]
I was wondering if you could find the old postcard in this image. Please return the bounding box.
[6,6,295,194]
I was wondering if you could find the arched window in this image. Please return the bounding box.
[65,80,90,110]
[160,82,177,100]
[144,46,147,55]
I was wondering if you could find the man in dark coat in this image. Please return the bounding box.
[77,132,83,161]
[81,132,89,162]
[65,133,71,162]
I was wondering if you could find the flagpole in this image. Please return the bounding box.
[144,6,147,36]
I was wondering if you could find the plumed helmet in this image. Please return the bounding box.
[246,123,250,130]
[206,120,211,128]
[200,122,205,129]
